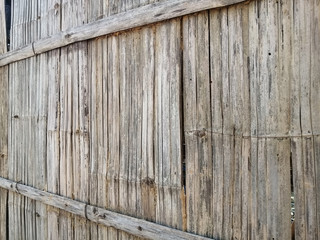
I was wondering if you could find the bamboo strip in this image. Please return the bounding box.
[0,3,8,235]
[185,129,320,139]
[0,0,247,67]
[0,177,213,240]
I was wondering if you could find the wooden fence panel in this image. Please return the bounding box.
[1,0,320,239]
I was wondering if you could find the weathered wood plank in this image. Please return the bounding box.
[71,41,83,240]
[311,0,320,136]
[291,136,318,239]
[9,58,25,239]
[106,34,120,214]
[0,0,248,67]
[35,52,49,240]
[59,44,74,240]
[46,47,61,240]
[34,2,51,234]
[7,59,16,240]
[220,7,234,240]
[70,2,89,239]
[277,0,292,138]
[297,0,313,136]
[256,0,268,137]
[0,3,8,234]
[291,137,306,240]
[228,5,246,239]
[88,39,99,239]
[311,0,320,237]
[257,138,267,240]
[118,30,133,240]
[183,11,213,237]
[155,18,183,230]
[239,4,251,239]
[24,54,31,240]
[133,29,143,222]
[0,64,8,240]
[127,29,139,222]
[277,1,293,239]
[291,1,319,240]
[266,139,291,239]
[166,20,183,231]
[313,136,320,239]
[77,40,90,240]
[208,8,224,239]
[96,36,109,240]
[119,31,130,218]
[247,3,259,238]
[303,137,317,239]
[140,26,156,223]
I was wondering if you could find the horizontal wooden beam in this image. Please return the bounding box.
[0,177,213,240]
[0,0,247,66]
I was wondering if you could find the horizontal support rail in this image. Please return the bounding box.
[0,177,213,240]
[184,129,320,139]
[0,0,247,67]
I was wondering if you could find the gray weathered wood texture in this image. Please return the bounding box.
[0,177,212,240]
[0,1,8,239]
[0,0,247,67]
[0,0,320,239]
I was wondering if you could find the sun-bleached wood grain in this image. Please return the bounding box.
[0,2,8,238]
[1,0,320,239]
[0,0,247,66]
[0,177,213,240]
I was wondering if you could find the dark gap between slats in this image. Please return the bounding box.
[6,191,9,239]
[180,17,186,194]
[290,151,295,240]
[5,0,11,51]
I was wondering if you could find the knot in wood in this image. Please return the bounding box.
[194,129,206,138]
[98,213,107,219]
[141,177,155,186]
[65,33,72,39]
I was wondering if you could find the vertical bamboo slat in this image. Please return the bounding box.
[183,11,212,237]
[155,19,183,231]
[118,31,131,240]
[0,1,8,239]
[140,26,156,224]
[311,0,320,238]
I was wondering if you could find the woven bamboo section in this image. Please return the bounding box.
[0,0,320,239]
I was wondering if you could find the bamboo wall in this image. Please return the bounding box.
[0,0,320,239]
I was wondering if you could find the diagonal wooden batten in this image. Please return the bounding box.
[0,0,247,67]
[0,177,214,240]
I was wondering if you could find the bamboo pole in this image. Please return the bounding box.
[0,0,247,66]
[0,177,213,240]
